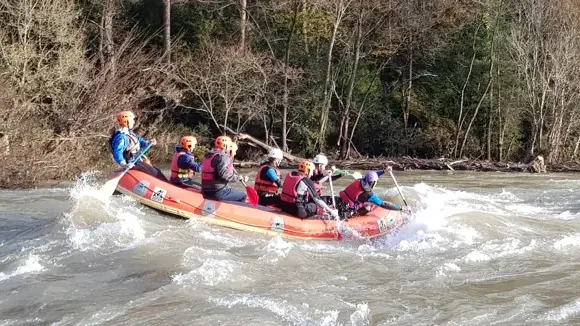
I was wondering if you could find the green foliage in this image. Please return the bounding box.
[3,0,580,189]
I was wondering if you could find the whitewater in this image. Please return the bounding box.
[1,170,579,325]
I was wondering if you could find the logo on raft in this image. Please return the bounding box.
[151,187,167,203]
[201,201,217,217]
[270,216,285,232]
[133,180,150,197]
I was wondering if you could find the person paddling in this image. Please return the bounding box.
[253,148,284,206]
[201,136,247,202]
[311,153,344,184]
[339,167,409,216]
[108,110,166,180]
[279,160,339,219]
[169,136,202,189]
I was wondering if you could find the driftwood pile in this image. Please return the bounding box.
[226,130,580,173]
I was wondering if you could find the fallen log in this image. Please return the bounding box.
[223,126,305,163]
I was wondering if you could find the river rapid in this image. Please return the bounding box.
[1,170,580,325]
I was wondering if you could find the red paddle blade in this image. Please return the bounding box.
[246,186,259,207]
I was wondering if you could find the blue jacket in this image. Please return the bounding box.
[175,145,201,172]
[110,128,149,165]
[363,170,401,210]
[170,145,202,183]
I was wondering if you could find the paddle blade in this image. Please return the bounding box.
[246,186,259,207]
[97,174,123,199]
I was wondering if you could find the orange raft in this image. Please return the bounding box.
[115,170,407,240]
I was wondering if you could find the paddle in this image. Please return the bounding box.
[233,168,259,207]
[327,170,339,222]
[335,169,362,180]
[98,143,153,198]
[388,170,409,209]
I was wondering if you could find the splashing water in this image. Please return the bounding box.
[1,171,580,325]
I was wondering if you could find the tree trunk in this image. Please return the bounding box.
[100,0,116,78]
[497,67,504,162]
[454,23,481,158]
[163,0,171,64]
[403,47,412,133]
[459,77,492,158]
[339,1,363,159]
[282,0,299,152]
[317,0,350,150]
[239,0,247,51]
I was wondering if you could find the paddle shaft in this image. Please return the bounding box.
[124,143,153,173]
[388,170,408,207]
[233,167,259,206]
[327,172,338,222]
[97,142,153,199]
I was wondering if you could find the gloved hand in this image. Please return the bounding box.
[149,138,157,146]
[122,162,135,169]
[385,166,393,173]
[329,209,340,219]
[330,165,337,173]
[238,175,249,183]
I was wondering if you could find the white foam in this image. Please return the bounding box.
[464,238,536,263]
[349,303,370,325]
[258,236,294,263]
[173,258,245,286]
[543,298,580,322]
[209,295,340,325]
[553,234,580,250]
[67,209,146,252]
[0,255,46,282]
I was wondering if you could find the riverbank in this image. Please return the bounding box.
[236,155,580,173]
[4,155,580,191]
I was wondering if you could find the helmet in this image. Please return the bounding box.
[313,154,328,166]
[215,136,232,150]
[298,160,315,177]
[230,142,238,156]
[268,148,283,160]
[364,171,379,189]
[180,136,197,152]
[116,111,135,128]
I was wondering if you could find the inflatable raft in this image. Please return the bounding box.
[115,170,407,240]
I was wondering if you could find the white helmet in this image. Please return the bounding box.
[268,148,283,160]
[313,154,328,165]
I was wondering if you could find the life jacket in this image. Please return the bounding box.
[108,128,140,162]
[280,171,309,204]
[254,165,280,194]
[201,150,233,192]
[170,151,195,181]
[339,179,366,207]
[314,182,323,196]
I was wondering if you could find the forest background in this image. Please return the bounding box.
[1,0,579,187]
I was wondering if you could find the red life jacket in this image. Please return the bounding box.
[170,151,195,181]
[314,182,323,196]
[280,171,309,204]
[201,151,233,191]
[254,165,280,194]
[339,179,365,207]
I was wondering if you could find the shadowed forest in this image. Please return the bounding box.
[1,0,580,187]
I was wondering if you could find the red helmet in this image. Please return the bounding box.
[180,136,197,152]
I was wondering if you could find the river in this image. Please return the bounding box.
[1,170,579,325]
